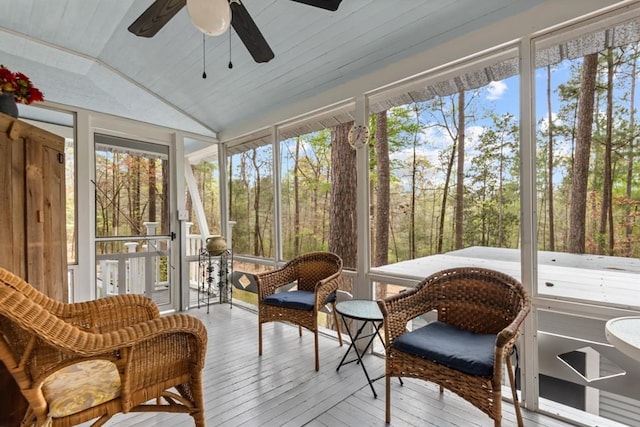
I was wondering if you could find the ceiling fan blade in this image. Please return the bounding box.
[230,1,274,63]
[128,0,186,38]
[289,0,342,11]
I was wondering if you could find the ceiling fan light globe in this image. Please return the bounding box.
[187,0,232,36]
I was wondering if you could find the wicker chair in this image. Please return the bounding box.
[377,267,531,427]
[256,251,343,371]
[0,267,207,427]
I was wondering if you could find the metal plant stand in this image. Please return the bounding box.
[197,248,233,313]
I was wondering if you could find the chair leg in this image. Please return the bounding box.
[506,354,524,427]
[331,302,343,346]
[298,325,302,337]
[193,411,206,427]
[314,329,319,371]
[385,373,391,423]
[191,373,206,427]
[20,407,35,427]
[92,415,113,427]
[259,321,263,356]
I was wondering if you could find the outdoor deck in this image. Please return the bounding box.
[96,302,587,427]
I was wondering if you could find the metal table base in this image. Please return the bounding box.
[335,299,402,398]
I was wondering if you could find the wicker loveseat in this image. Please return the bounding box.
[256,251,344,371]
[377,267,530,427]
[0,267,207,427]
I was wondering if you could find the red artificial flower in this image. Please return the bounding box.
[0,65,45,105]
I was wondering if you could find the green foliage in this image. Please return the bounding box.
[228,146,275,257]
[94,149,167,243]
[215,44,640,263]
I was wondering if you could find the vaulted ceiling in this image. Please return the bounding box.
[0,0,623,144]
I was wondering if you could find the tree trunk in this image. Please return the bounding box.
[111,153,119,237]
[598,49,614,254]
[374,111,390,268]
[294,137,301,254]
[149,159,157,223]
[437,130,457,253]
[374,112,390,300]
[251,150,263,256]
[186,197,193,227]
[132,158,141,234]
[569,53,598,254]
[498,138,505,246]
[455,90,465,250]
[228,156,234,219]
[329,122,357,269]
[547,65,555,251]
[161,160,169,235]
[410,106,419,258]
[625,51,637,255]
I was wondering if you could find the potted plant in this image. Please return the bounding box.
[0,65,44,118]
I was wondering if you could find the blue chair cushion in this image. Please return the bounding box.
[392,321,496,377]
[263,290,336,310]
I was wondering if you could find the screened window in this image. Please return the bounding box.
[368,50,522,289]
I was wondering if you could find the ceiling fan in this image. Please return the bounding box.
[128,0,342,63]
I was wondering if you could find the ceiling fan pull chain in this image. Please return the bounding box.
[202,33,207,79]
[228,29,233,69]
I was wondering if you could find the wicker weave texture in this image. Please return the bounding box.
[378,266,531,427]
[0,267,208,427]
[256,251,343,371]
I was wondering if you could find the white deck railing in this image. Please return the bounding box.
[96,222,234,297]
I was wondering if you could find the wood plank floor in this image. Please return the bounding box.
[98,303,593,427]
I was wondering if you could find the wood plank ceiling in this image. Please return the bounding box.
[0,0,549,144]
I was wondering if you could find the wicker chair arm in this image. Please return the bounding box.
[0,268,159,330]
[314,274,341,308]
[495,302,530,349]
[492,319,523,376]
[46,315,207,361]
[3,292,207,366]
[378,285,436,343]
[56,294,161,332]
[103,315,206,353]
[255,267,298,299]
